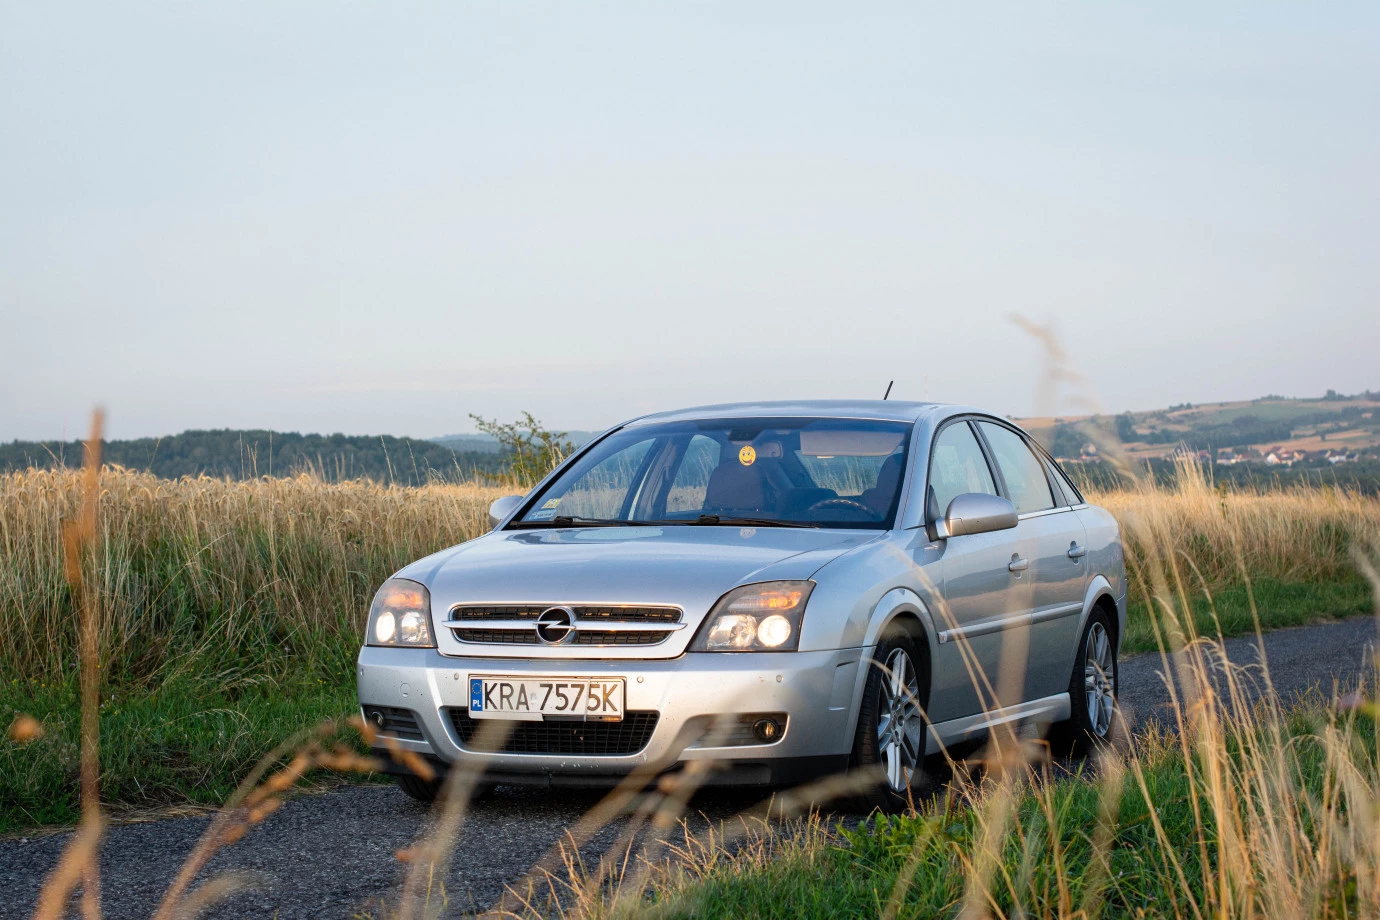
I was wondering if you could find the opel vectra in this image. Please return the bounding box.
[357,401,1125,807]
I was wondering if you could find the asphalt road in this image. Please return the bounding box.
[2,617,1376,920]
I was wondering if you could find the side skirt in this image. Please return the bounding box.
[924,693,1071,756]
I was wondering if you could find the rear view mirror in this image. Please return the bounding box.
[488,494,525,530]
[934,493,1018,539]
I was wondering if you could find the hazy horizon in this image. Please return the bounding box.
[3,2,1377,442]
[4,385,1375,446]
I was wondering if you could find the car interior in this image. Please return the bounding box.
[675,426,908,525]
[522,419,913,528]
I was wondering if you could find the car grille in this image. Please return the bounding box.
[447,709,660,756]
[447,604,682,646]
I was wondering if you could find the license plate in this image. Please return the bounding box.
[468,676,626,722]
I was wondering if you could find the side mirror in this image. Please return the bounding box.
[488,494,525,530]
[933,493,1018,539]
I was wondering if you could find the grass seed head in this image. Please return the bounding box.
[7,713,43,744]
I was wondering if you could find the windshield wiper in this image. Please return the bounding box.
[687,514,819,529]
[509,515,662,529]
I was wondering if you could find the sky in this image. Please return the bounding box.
[1,2,1376,442]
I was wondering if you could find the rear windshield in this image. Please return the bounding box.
[513,417,912,530]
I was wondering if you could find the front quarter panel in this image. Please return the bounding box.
[796,531,942,653]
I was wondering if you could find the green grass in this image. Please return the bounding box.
[1121,576,1374,655]
[635,708,1376,920]
[0,677,362,834]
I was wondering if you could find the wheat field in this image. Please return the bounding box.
[0,468,504,686]
[1,464,1377,688]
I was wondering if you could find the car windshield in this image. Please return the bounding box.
[513,417,912,530]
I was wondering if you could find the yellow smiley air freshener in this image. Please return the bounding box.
[738,445,756,466]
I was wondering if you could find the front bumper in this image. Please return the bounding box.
[357,646,862,787]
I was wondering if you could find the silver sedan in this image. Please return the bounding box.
[357,401,1125,808]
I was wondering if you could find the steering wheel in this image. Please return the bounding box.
[805,498,884,521]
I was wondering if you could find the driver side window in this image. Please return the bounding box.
[928,421,998,518]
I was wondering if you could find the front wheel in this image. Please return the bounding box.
[1048,609,1118,756]
[850,630,932,811]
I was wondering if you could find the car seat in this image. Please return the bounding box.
[703,459,770,514]
[859,453,904,515]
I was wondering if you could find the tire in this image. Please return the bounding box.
[850,629,933,811]
[396,773,495,804]
[397,773,442,802]
[1048,609,1118,757]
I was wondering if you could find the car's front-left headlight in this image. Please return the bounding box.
[366,578,435,648]
[690,581,815,652]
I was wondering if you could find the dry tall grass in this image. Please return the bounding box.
[2,462,1375,689]
[1087,455,1379,590]
[0,468,508,685]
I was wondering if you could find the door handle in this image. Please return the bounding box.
[1067,543,1087,559]
[1008,555,1029,573]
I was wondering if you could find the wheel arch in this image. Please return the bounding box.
[1076,575,1122,654]
[843,588,939,744]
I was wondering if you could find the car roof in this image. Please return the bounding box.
[625,400,956,426]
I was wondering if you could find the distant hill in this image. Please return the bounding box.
[0,429,506,486]
[1024,390,1380,462]
[429,430,599,453]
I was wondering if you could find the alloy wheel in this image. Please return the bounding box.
[1083,621,1115,738]
[875,647,924,793]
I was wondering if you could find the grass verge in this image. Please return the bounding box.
[1121,575,1374,654]
[0,678,360,834]
[551,703,1379,919]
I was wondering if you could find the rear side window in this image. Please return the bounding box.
[977,422,1055,515]
[1047,457,1083,505]
[928,422,998,517]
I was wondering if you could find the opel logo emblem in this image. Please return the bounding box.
[535,606,576,645]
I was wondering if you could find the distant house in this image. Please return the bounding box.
[1265,448,1306,466]
[1216,448,1242,466]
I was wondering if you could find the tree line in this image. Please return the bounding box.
[0,429,507,486]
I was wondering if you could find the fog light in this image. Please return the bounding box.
[366,708,386,731]
[752,717,783,743]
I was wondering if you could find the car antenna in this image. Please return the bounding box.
[882,380,894,400]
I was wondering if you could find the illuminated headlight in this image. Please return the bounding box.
[365,578,435,648]
[690,581,814,652]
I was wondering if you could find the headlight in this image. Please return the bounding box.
[690,581,814,652]
[366,578,435,648]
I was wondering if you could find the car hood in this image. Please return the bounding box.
[402,526,878,660]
